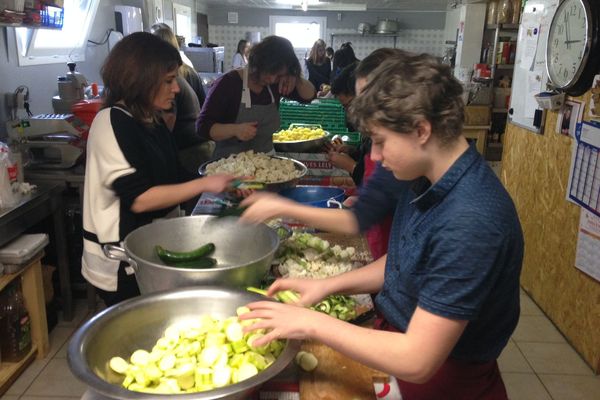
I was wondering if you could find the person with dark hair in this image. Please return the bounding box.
[152,27,211,174]
[305,39,331,91]
[82,32,235,307]
[241,50,523,400]
[332,42,359,80]
[197,35,315,158]
[241,49,408,260]
[325,46,334,61]
[232,39,250,69]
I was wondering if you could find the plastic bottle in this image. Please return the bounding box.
[511,0,522,24]
[0,281,32,362]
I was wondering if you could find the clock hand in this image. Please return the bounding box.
[564,12,571,50]
[565,40,583,44]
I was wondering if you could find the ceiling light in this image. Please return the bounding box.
[302,0,308,12]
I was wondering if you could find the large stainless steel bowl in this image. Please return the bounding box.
[103,216,279,293]
[68,287,301,400]
[198,155,307,192]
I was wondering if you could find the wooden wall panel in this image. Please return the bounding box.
[502,92,600,373]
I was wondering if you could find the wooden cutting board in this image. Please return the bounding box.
[299,341,389,400]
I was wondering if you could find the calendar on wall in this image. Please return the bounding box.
[567,122,600,217]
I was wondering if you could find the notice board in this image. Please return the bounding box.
[509,0,559,133]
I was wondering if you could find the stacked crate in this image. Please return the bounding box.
[279,99,361,147]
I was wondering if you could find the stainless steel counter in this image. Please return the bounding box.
[0,183,73,320]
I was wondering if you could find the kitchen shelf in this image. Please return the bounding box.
[0,256,49,397]
[496,64,515,70]
[330,32,399,48]
[486,23,519,31]
[0,345,37,395]
[0,22,61,29]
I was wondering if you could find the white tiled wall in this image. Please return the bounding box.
[209,25,270,71]
[209,25,445,72]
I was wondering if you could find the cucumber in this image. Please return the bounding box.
[155,243,216,263]
[170,257,217,269]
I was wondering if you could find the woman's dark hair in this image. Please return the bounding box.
[331,62,357,97]
[350,51,464,146]
[332,43,359,78]
[236,39,248,55]
[101,32,182,122]
[248,36,301,79]
[325,47,334,58]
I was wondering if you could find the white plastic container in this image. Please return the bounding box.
[0,234,49,273]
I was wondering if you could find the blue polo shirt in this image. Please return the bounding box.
[375,145,524,362]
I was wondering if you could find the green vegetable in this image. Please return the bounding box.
[246,287,300,303]
[108,313,286,394]
[155,243,215,263]
[170,258,217,269]
[295,350,318,372]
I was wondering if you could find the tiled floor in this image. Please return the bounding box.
[1,290,599,400]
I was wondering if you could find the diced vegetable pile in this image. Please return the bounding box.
[108,307,285,394]
[273,126,326,142]
[275,232,362,279]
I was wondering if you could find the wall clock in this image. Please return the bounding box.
[546,0,600,96]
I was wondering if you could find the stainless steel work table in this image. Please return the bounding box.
[0,183,73,320]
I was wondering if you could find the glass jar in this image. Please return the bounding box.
[497,0,514,24]
[486,0,499,25]
[511,0,522,24]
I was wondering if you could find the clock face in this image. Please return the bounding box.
[547,0,590,89]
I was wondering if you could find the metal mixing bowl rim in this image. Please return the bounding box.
[67,286,302,400]
[198,155,307,185]
[125,216,281,272]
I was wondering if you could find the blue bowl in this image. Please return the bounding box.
[279,186,345,208]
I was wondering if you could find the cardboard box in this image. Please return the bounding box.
[275,152,350,177]
[464,105,491,126]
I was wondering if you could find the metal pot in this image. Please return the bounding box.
[375,19,398,34]
[103,216,279,293]
[279,186,345,208]
[68,286,301,399]
[357,22,371,34]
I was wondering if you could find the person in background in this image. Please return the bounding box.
[240,51,523,400]
[331,42,359,80]
[241,49,407,260]
[152,27,206,106]
[152,27,212,175]
[150,23,195,70]
[197,36,315,159]
[326,46,334,64]
[232,39,250,69]
[82,32,235,307]
[305,39,331,93]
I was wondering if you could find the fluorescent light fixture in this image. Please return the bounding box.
[293,3,367,11]
[302,0,308,11]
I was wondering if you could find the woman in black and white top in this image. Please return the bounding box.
[82,32,234,307]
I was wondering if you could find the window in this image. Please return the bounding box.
[269,15,327,57]
[173,3,192,46]
[15,0,99,66]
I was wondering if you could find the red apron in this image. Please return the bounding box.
[362,153,393,260]
[375,320,508,400]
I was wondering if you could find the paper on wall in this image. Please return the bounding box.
[575,209,600,282]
